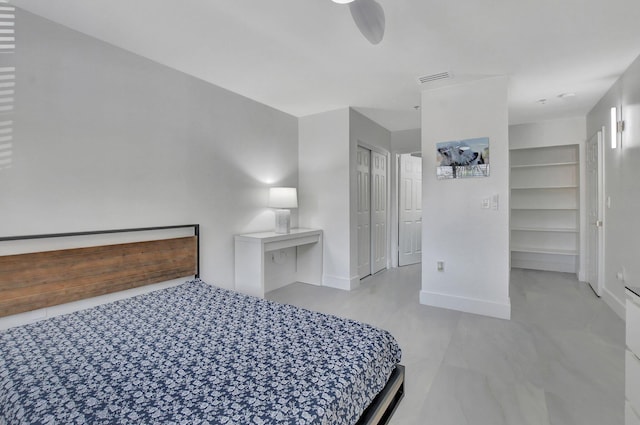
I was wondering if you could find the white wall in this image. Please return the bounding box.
[298,108,392,290]
[391,129,421,154]
[390,129,421,267]
[349,109,391,280]
[0,10,298,292]
[298,108,351,289]
[420,77,511,319]
[350,109,392,153]
[509,117,587,149]
[587,54,640,318]
[508,117,587,280]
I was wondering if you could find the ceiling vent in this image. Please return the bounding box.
[417,71,452,86]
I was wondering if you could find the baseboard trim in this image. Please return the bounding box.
[420,290,511,320]
[577,270,586,283]
[323,274,360,291]
[602,286,625,320]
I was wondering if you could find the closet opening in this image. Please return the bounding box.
[357,145,388,279]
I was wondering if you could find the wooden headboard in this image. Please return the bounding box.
[0,225,199,318]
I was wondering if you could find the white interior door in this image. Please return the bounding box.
[399,154,422,266]
[357,146,371,278]
[371,150,387,274]
[586,130,603,296]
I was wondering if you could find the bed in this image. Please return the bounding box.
[0,225,404,425]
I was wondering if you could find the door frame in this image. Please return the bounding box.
[356,145,372,279]
[397,151,422,266]
[585,127,606,296]
[357,142,391,278]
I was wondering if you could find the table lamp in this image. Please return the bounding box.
[268,187,298,234]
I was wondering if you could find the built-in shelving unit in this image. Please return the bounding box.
[510,144,579,273]
[510,161,578,169]
[510,227,578,233]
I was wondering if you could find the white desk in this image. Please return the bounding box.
[234,228,323,298]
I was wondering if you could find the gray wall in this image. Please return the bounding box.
[391,128,421,154]
[298,108,351,288]
[298,107,391,290]
[0,10,298,290]
[349,109,391,280]
[587,54,640,317]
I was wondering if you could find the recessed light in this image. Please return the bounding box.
[558,93,576,99]
[537,99,547,105]
[331,0,355,3]
[413,105,420,110]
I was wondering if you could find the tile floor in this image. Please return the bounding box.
[267,265,625,425]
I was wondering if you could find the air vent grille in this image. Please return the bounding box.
[417,71,452,85]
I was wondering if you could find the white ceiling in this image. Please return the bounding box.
[12,0,640,131]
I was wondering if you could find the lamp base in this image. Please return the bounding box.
[274,209,291,234]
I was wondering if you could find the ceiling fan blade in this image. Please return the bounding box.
[349,0,385,45]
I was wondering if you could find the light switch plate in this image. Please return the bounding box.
[492,194,499,210]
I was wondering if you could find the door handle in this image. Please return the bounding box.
[596,220,603,227]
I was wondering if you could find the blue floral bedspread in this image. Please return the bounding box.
[0,280,401,424]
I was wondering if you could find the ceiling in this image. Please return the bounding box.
[11,0,640,131]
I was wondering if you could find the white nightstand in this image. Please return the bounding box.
[234,228,323,298]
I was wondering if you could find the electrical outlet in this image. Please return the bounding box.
[617,267,627,282]
[437,261,444,272]
[271,250,287,264]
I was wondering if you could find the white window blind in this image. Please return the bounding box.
[0,1,13,169]
[0,1,14,51]
[0,119,12,168]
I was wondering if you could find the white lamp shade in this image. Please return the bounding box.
[268,187,298,209]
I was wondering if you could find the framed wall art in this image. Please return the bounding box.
[436,137,490,180]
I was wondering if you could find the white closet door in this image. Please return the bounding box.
[371,150,387,274]
[357,146,371,278]
[399,154,422,266]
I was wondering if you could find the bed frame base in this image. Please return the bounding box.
[356,364,405,425]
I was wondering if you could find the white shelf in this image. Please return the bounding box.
[511,227,578,233]
[511,161,578,169]
[511,246,578,256]
[509,144,580,273]
[511,207,577,211]
[511,185,578,190]
[510,145,579,164]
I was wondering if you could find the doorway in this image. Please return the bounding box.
[586,128,605,296]
[398,153,422,266]
[357,145,388,278]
